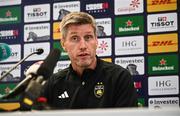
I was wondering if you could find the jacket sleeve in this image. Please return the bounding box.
[113,67,138,107]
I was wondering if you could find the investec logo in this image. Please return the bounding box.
[148,13,177,33]
[0,29,19,40]
[148,33,178,53]
[147,0,177,12]
[53,1,80,21]
[86,2,109,13]
[148,75,179,95]
[96,18,112,36]
[115,15,144,35]
[148,97,179,108]
[24,4,50,23]
[148,54,178,75]
[114,0,143,15]
[115,56,144,75]
[0,6,21,24]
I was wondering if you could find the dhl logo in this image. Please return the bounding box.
[149,40,177,46]
[147,0,177,12]
[148,33,178,53]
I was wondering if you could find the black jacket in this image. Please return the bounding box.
[42,58,137,109]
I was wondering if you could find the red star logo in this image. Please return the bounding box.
[6,10,12,17]
[159,58,166,65]
[126,20,132,27]
[4,87,11,94]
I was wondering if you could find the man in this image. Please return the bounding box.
[42,12,137,109]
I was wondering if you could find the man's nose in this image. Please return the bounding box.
[79,38,87,50]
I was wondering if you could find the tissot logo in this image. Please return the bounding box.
[24,4,50,23]
[0,6,21,24]
[147,13,177,33]
[148,76,179,95]
[115,15,144,35]
[115,0,143,15]
[115,36,144,55]
[148,97,179,108]
[24,42,50,61]
[147,0,177,12]
[0,29,19,40]
[148,54,178,75]
[96,38,111,57]
[86,2,109,13]
[148,33,178,53]
[115,56,144,75]
[24,23,50,42]
[53,1,80,21]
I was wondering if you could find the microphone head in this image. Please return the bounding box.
[36,48,44,55]
[0,43,11,61]
[37,49,60,79]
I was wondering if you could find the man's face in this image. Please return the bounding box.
[62,24,98,68]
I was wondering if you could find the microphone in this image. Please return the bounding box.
[0,48,44,81]
[0,43,11,61]
[20,48,60,110]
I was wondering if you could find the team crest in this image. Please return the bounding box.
[94,82,104,98]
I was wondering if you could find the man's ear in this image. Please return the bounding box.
[60,39,67,52]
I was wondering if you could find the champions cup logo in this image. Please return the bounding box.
[86,2,109,13]
[94,82,104,98]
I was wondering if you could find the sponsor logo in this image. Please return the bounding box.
[53,41,69,60]
[148,54,178,75]
[96,38,111,57]
[58,91,69,99]
[0,64,21,82]
[115,56,144,75]
[115,0,144,15]
[147,0,177,12]
[1,44,21,63]
[0,0,21,6]
[24,4,50,23]
[148,75,179,95]
[0,29,19,40]
[53,1,80,21]
[96,18,112,37]
[0,83,19,101]
[85,2,109,13]
[0,6,21,24]
[115,36,144,55]
[53,22,62,40]
[24,42,50,61]
[24,23,50,42]
[115,15,144,35]
[148,13,177,33]
[54,60,71,73]
[148,33,178,53]
[149,97,179,108]
[101,58,112,62]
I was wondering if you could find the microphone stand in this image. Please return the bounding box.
[0,49,43,81]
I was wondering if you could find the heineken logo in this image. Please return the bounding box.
[115,15,144,35]
[148,54,178,75]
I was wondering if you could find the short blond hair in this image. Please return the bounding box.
[60,12,97,39]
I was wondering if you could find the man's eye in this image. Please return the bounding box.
[84,35,93,41]
[71,36,79,41]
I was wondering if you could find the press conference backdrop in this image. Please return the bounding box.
[0,0,179,109]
